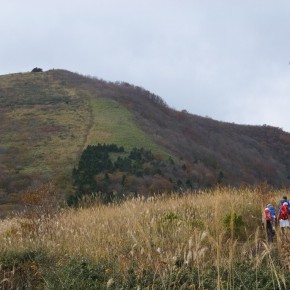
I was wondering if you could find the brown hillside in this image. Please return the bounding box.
[50,69,290,188]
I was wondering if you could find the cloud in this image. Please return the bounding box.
[1,0,290,132]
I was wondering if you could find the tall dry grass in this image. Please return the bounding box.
[1,187,290,289]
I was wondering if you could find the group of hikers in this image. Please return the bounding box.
[264,196,290,242]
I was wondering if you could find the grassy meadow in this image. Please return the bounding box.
[1,187,290,289]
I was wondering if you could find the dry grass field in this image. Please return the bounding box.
[0,186,290,289]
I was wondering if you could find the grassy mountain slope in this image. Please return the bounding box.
[0,70,170,214]
[1,69,290,214]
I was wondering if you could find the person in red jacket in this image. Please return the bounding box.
[278,202,290,239]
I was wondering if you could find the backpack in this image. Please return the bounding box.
[267,204,276,218]
[264,208,272,221]
[279,204,288,220]
[278,199,290,214]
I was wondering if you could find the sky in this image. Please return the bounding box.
[1,0,290,132]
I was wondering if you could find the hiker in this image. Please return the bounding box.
[264,207,275,242]
[278,202,290,239]
[266,203,276,225]
[278,196,290,214]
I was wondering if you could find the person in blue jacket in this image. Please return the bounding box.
[266,203,276,225]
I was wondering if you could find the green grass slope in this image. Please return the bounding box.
[84,97,168,156]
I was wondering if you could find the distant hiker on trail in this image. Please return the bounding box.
[278,201,290,240]
[266,203,276,224]
[263,206,275,242]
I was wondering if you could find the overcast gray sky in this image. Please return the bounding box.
[1,0,290,132]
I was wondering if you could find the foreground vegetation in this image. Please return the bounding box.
[1,187,290,289]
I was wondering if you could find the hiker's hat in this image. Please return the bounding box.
[283,202,288,206]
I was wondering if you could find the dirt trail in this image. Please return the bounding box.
[77,93,96,157]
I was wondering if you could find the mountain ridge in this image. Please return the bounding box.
[1,69,290,214]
